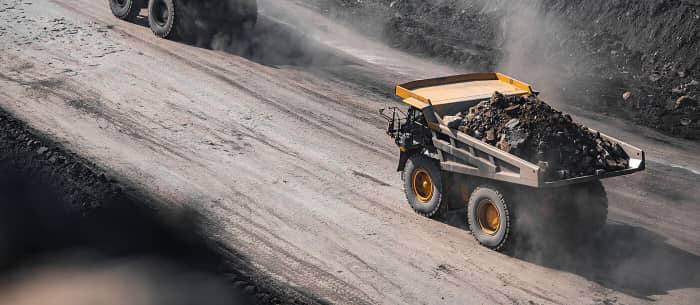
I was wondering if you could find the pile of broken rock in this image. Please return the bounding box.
[443,92,630,181]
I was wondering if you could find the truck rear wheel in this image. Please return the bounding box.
[467,185,512,251]
[110,0,145,21]
[403,155,444,218]
[148,0,180,38]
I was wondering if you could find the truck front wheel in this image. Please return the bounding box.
[403,155,444,218]
[468,185,512,251]
[110,0,145,21]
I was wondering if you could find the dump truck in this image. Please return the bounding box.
[109,0,257,39]
[381,73,645,250]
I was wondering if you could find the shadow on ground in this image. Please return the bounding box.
[440,208,700,299]
[0,109,328,305]
[0,168,257,304]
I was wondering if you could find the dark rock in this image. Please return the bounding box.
[649,73,662,82]
[490,91,508,107]
[233,281,247,288]
[671,86,687,95]
[486,128,495,141]
[443,115,464,129]
[36,146,49,155]
[244,285,257,295]
[505,118,520,129]
[557,169,570,179]
[675,96,697,109]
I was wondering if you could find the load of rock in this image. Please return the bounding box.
[443,92,630,181]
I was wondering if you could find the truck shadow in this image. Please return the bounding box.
[514,223,700,299]
[441,209,700,299]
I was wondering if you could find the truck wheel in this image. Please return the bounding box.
[570,181,608,233]
[110,0,145,21]
[148,0,180,38]
[467,185,511,250]
[403,155,444,218]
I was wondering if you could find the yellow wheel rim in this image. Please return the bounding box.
[411,167,434,203]
[477,199,501,235]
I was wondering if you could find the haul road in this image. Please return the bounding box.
[0,0,699,304]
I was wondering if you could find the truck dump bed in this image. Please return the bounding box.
[394,73,645,188]
[398,73,534,105]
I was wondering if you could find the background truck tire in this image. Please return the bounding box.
[403,155,444,218]
[109,0,145,21]
[148,0,181,39]
[467,185,511,251]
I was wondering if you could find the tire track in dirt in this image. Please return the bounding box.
[0,66,201,165]
[2,6,407,300]
[52,0,395,162]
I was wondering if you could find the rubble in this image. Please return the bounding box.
[622,91,633,101]
[445,92,630,181]
[675,96,698,110]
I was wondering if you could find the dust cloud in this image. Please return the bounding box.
[167,0,352,68]
[484,1,700,296]
[509,186,700,298]
[481,0,593,105]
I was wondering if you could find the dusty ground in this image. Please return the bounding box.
[0,0,699,304]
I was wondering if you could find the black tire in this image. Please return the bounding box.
[109,0,145,21]
[569,181,608,233]
[148,0,179,39]
[403,155,444,218]
[467,185,512,251]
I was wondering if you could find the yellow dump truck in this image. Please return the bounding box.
[382,73,645,250]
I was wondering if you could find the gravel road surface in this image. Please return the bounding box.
[0,1,698,304]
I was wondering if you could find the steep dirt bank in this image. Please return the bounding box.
[517,0,700,140]
[313,0,699,139]
[314,0,499,71]
[0,109,326,305]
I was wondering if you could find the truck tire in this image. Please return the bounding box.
[403,155,444,218]
[110,0,145,21]
[148,0,180,39]
[467,185,512,251]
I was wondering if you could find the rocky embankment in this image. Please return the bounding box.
[314,0,700,140]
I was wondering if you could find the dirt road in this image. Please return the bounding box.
[1,1,699,304]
